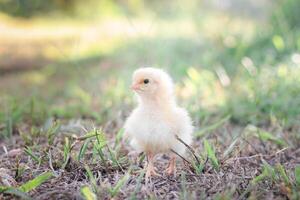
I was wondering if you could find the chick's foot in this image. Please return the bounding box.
[165,156,176,176]
[145,152,161,180]
[145,164,160,180]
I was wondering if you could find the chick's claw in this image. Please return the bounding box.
[144,151,161,180]
[145,165,161,180]
[165,157,176,176]
[165,168,176,176]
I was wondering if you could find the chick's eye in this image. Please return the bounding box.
[143,79,149,84]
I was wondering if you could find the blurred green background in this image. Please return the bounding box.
[0,0,300,138]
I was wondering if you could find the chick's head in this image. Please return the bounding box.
[131,67,174,99]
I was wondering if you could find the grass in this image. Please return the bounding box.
[0,0,300,199]
[1,171,54,199]
[203,139,219,170]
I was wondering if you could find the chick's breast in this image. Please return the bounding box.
[124,107,193,155]
[124,108,178,154]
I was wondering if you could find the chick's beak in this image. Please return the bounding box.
[130,83,140,91]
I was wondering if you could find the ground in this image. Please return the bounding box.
[0,120,299,199]
[0,1,300,199]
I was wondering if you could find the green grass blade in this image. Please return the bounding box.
[19,172,54,192]
[24,147,40,164]
[262,160,276,180]
[106,145,123,170]
[276,164,290,185]
[195,115,230,138]
[4,188,33,200]
[63,137,71,161]
[0,186,8,193]
[295,166,300,186]
[138,153,146,166]
[115,128,124,147]
[96,129,107,148]
[76,131,99,140]
[251,168,268,185]
[191,159,204,175]
[93,142,106,163]
[78,138,91,162]
[180,172,187,200]
[130,171,145,200]
[258,130,286,147]
[203,139,219,170]
[62,137,71,169]
[109,171,130,197]
[80,186,97,200]
[84,165,97,190]
[93,129,108,167]
[46,121,60,145]
[252,161,276,185]
[252,173,266,185]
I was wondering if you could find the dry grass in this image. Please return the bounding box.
[0,118,299,200]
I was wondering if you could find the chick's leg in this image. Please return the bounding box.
[165,155,176,175]
[145,152,160,180]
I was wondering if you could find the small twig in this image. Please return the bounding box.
[175,135,201,166]
[70,140,79,151]
[48,149,59,177]
[227,154,264,162]
[79,124,88,133]
[170,149,191,165]
[2,145,8,155]
[72,134,97,141]
[48,150,54,172]
[272,147,289,156]
[225,147,290,163]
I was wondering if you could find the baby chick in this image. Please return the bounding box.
[124,67,193,179]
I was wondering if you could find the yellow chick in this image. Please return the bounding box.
[124,67,193,179]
